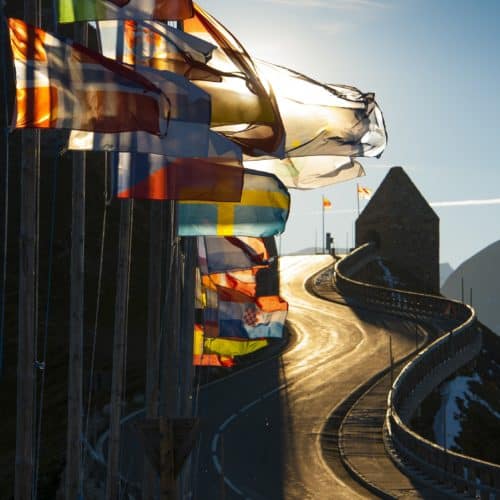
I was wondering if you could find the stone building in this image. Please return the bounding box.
[355,166,439,294]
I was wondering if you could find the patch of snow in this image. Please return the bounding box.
[433,373,481,449]
[377,258,397,288]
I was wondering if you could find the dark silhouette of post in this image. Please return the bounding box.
[66,22,87,500]
[106,200,134,499]
[142,203,165,499]
[16,3,39,498]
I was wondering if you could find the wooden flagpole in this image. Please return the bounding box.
[142,202,165,500]
[15,1,39,497]
[106,199,134,499]
[65,22,87,500]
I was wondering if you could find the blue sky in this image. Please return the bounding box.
[199,0,500,268]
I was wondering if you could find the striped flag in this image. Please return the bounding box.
[217,286,287,339]
[357,185,372,199]
[113,154,243,201]
[201,236,271,274]
[57,0,194,23]
[8,18,169,135]
[178,170,290,237]
[98,19,216,68]
[323,196,332,209]
[202,269,258,297]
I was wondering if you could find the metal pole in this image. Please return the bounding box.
[389,336,393,387]
[16,2,39,497]
[65,22,87,500]
[106,200,134,500]
[356,183,360,216]
[321,196,325,254]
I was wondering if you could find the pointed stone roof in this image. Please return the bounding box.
[359,166,437,220]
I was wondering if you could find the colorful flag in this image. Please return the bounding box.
[121,5,284,157]
[57,0,194,23]
[201,236,271,274]
[250,60,387,159]
[357,185,372,199]
[98,19,215,68]
[193,324,234,367]
[8,18,169,134]
[202,269,258,297]
[97,10,285,156]
[217,286,287,339]
[245,156,365,190]
[203,336,269,357]
[113,154,243,201]
[323,196,332,209]
[68,66,212,157]
[178,170,290,237]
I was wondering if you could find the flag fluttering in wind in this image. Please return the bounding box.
[217,286,287,339]
[199,236,271,274]
[193,324,235,367]
[246,156,365,190]
[203,336,269,357]
[251,60,387,159]
[98,19,215,69]
[68,66,211,156]
[8,18,169,134]
[357,185,372,199]
[202,269,258,297]
[114,153,243,201]
[57,0,194,23]
[178,170,290,237]
[9,18,170,135]
[96,13,285,156]
[323,196,332,209]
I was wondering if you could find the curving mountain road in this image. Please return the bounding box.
[193,255,419,499]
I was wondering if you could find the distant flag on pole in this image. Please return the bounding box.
[323,196,332,209]
[178,170,290,237]
[8,18,169,135]
[357,186,372,200]
[57,0,194,23]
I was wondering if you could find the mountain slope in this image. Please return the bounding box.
[442,240,500,335]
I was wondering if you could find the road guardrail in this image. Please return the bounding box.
[334,245,500,498]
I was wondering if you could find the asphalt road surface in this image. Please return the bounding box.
[193,255,419,500]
